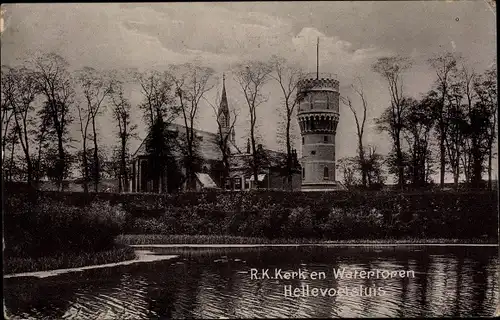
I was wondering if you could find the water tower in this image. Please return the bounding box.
[296,38,340,191]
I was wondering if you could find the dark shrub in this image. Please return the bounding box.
[4,196,127,258]
[5,187,498,243]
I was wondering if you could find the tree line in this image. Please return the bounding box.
[339,53,497,190]
[1,53,303,192]
[1,52,496,193]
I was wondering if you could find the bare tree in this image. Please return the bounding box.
[270,56,302,190]
[458,65,478,186]
[75,96,91,193]
[33,107,51,184]
[336,157,358,190]
[110,77,137,192]
[365,145,386,187]
[1,65,16,175]
[135,70,175,126]
[372,56,412,189]
[170,63,215,190]
[3,127,20,182]
[474,64,497,189]
[234,61,272,185]
[76,67,113,192]
[401,96,435,187]
[341,77,369,188]
[428,52,460,188]
[3,67,39,185]
[136,70,178,193]
[444,75,467,189]
[32,53,75,191]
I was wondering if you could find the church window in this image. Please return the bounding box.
[302,167,305,179]
[324,135,328,143]
[234,177,242,190]
[324,167,329,180]
[311,150,316,155]
[302,137,305,145]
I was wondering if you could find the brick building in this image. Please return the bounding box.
[129,75,301,192]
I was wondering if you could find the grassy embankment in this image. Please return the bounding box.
[3,195,136,275]
[4,188,498,273]
[4,246,136,275]
[117,234,497,245]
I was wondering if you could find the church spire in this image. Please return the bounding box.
[219,73,229,119]
[218,73,230,136]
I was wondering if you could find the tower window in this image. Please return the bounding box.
[302,167,305,179]
[302,137,305,145]
[311,150,316,155]
[323,136,328,143]
[324,167,329,180]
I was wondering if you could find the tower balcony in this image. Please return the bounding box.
[298,113,339,134]
[297,113,339,123]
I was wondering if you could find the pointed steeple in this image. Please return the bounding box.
[218,73,229,121]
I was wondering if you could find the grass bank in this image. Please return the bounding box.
[4,190,136,275]
[117,234,497,246]
[3,245,136,275]
[10,188,494,240]
[4,188,498,272]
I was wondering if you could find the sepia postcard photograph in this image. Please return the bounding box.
[1,1,498,318]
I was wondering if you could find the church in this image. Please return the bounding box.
[129,76,302,193]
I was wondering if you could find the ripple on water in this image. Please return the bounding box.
[4,246,499,319]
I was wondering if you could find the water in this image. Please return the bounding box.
[4,246,499,319]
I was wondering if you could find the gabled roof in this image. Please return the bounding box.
[132,123,240,161]
[196,172,218,188]
[230,147,287,169]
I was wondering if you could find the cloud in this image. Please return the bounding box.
[0,3,396,158]
[0,2,495,179]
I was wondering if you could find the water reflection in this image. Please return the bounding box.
[4,246,499,318]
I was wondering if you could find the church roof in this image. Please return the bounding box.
[230,147,287,169]
[195,172,218,188]
[132,123,240,161]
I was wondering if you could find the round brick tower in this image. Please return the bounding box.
[296,73,340,191]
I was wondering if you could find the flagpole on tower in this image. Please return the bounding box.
[316,37,319,79]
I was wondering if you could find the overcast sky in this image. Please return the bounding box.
[1,2,497,181]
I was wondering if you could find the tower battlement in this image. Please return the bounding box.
[298,77,339,93]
